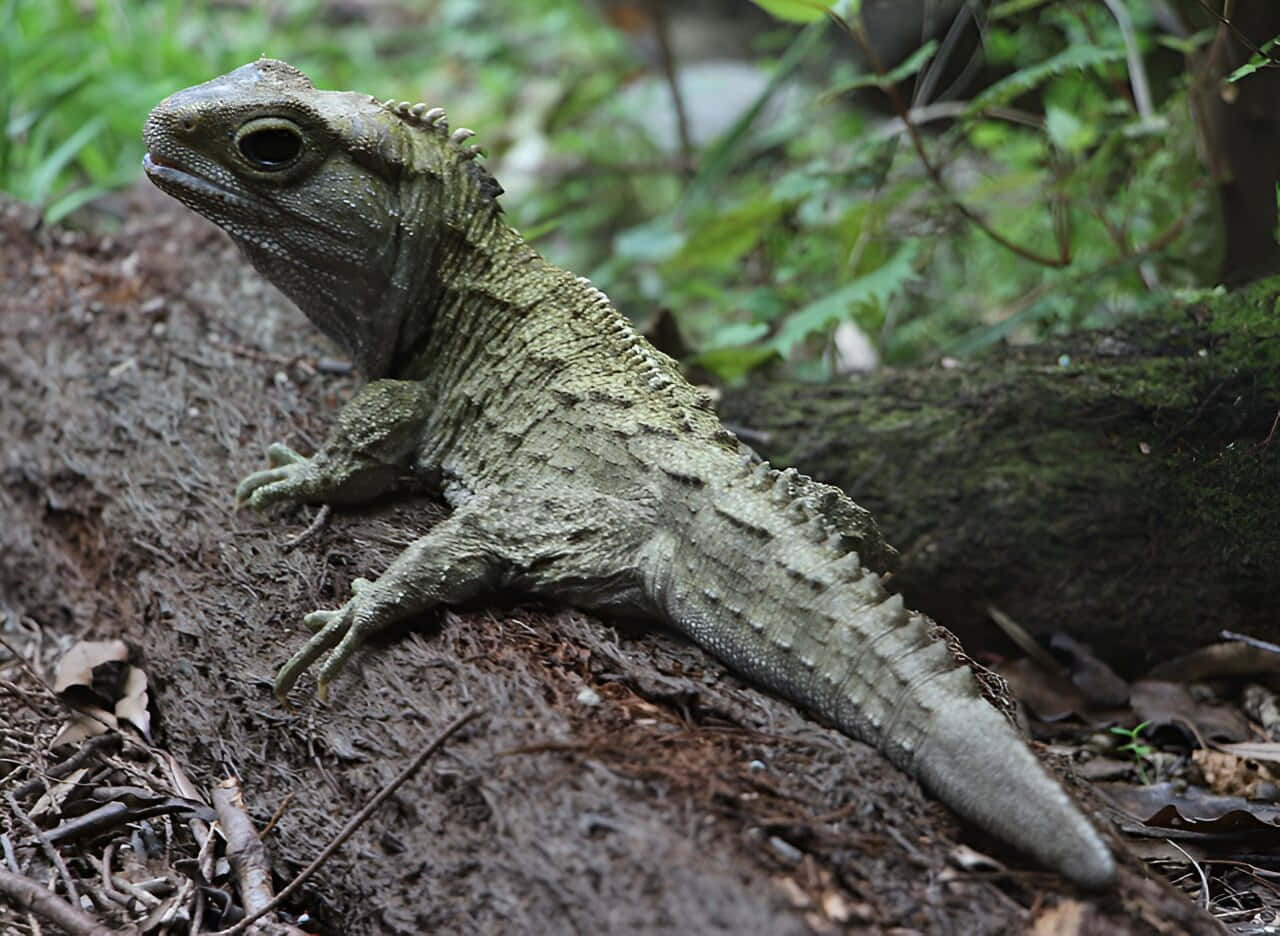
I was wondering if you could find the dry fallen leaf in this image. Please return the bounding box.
[1147,643,1280,682]
[1129,679,1249,743]
[53,639,128,693]
[1192,748,1275,799]
[51,639,152,745]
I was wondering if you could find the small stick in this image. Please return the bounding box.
[212,778,275,917]
[1220,629,1280,655]
[5,791,78,905]
[282,505,331,551]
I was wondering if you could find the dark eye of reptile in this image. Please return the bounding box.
[238,127,302,170]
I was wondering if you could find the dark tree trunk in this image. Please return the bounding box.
[1174,0,1280,283]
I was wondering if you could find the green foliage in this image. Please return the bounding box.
[1226,32,1280,83]
[1110,721,1155,784]
[0,0,612,224]
[749,0,836,24]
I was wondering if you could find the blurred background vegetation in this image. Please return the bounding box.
[4,0,1278,379]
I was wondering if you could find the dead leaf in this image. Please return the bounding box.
[1147,643,1280,682]
[116,665,151,739]
[947,843,1004,874]
[1129,679,1249,743]
[1098,781,1280,835]
[996,657,1086,722]
[1242,685,1280,737]
[1048,633,1129,707]
[1216,741,1280,767]
[1191,749,1275,798]
[53,639,128,693]
[51,706,118,747]
[51,640,151,744]
[1076,757,1136,781]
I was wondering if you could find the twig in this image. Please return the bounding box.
[0,867,135,936]
[1195,0,1280,66]
[281,505,331,552]
[1220,630,1280,654]
[1166,839,1211,909]
[1261,408,1279,446]
[1101,0,1155,119]
[212,778,276,917]
[869,101,1043,143]
[5,791,79,905]
[212,708,483,936]
[10,733,124,801]
[646,0,694,175]
[913,0,976,106]
[257,790,294,840]
[985,604,1066,676]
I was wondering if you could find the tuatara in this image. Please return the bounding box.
[142,59,1116,888]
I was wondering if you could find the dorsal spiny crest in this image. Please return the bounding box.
[381,98,449,134]
[750,461,773,489]
[374,95,504,200]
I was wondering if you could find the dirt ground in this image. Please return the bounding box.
[0,186,1247,934]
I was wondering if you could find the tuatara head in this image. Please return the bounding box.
[143,59,503,378]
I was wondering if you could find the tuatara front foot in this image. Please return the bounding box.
[236,443,317,510]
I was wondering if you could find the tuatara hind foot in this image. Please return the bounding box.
[273,577,376,702]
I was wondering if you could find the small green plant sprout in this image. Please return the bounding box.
[1110,721,1155,784]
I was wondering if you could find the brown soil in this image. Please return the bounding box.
[0,186,1221,934]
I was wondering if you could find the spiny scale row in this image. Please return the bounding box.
[374,97,486,159]
[740,459,866,557]
[576,276,704,432]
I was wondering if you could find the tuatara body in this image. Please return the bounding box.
[142,59,1116,888]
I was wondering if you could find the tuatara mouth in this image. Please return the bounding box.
[141,151,179,172]
[142,152,253,212]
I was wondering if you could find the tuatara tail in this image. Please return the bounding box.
[641,458,1116,888]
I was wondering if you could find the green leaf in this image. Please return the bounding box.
[665,197,787,272]
[26,114,108,207]
[964,45,1126,118]
[749,0,833,23]
[703,321,771,350]
[1044,105,1094,154]
[770,240,920,356]
[615,218,686,264]
[1227,33,1280,84]
[694,344,780,382]
[989,0,1053,20]
[821,39,939,97]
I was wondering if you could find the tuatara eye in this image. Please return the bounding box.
[237,124,302,170]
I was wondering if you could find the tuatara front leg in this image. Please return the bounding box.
[237,379,434,511]
[272,502,503,702]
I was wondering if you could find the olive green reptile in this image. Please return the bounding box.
[142,59,1116,888]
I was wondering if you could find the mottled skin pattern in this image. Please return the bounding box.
[143,60,1116,888]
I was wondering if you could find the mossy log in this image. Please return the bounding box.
[720,283,1280,674]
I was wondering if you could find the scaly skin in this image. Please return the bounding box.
[143,59,1116,888]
